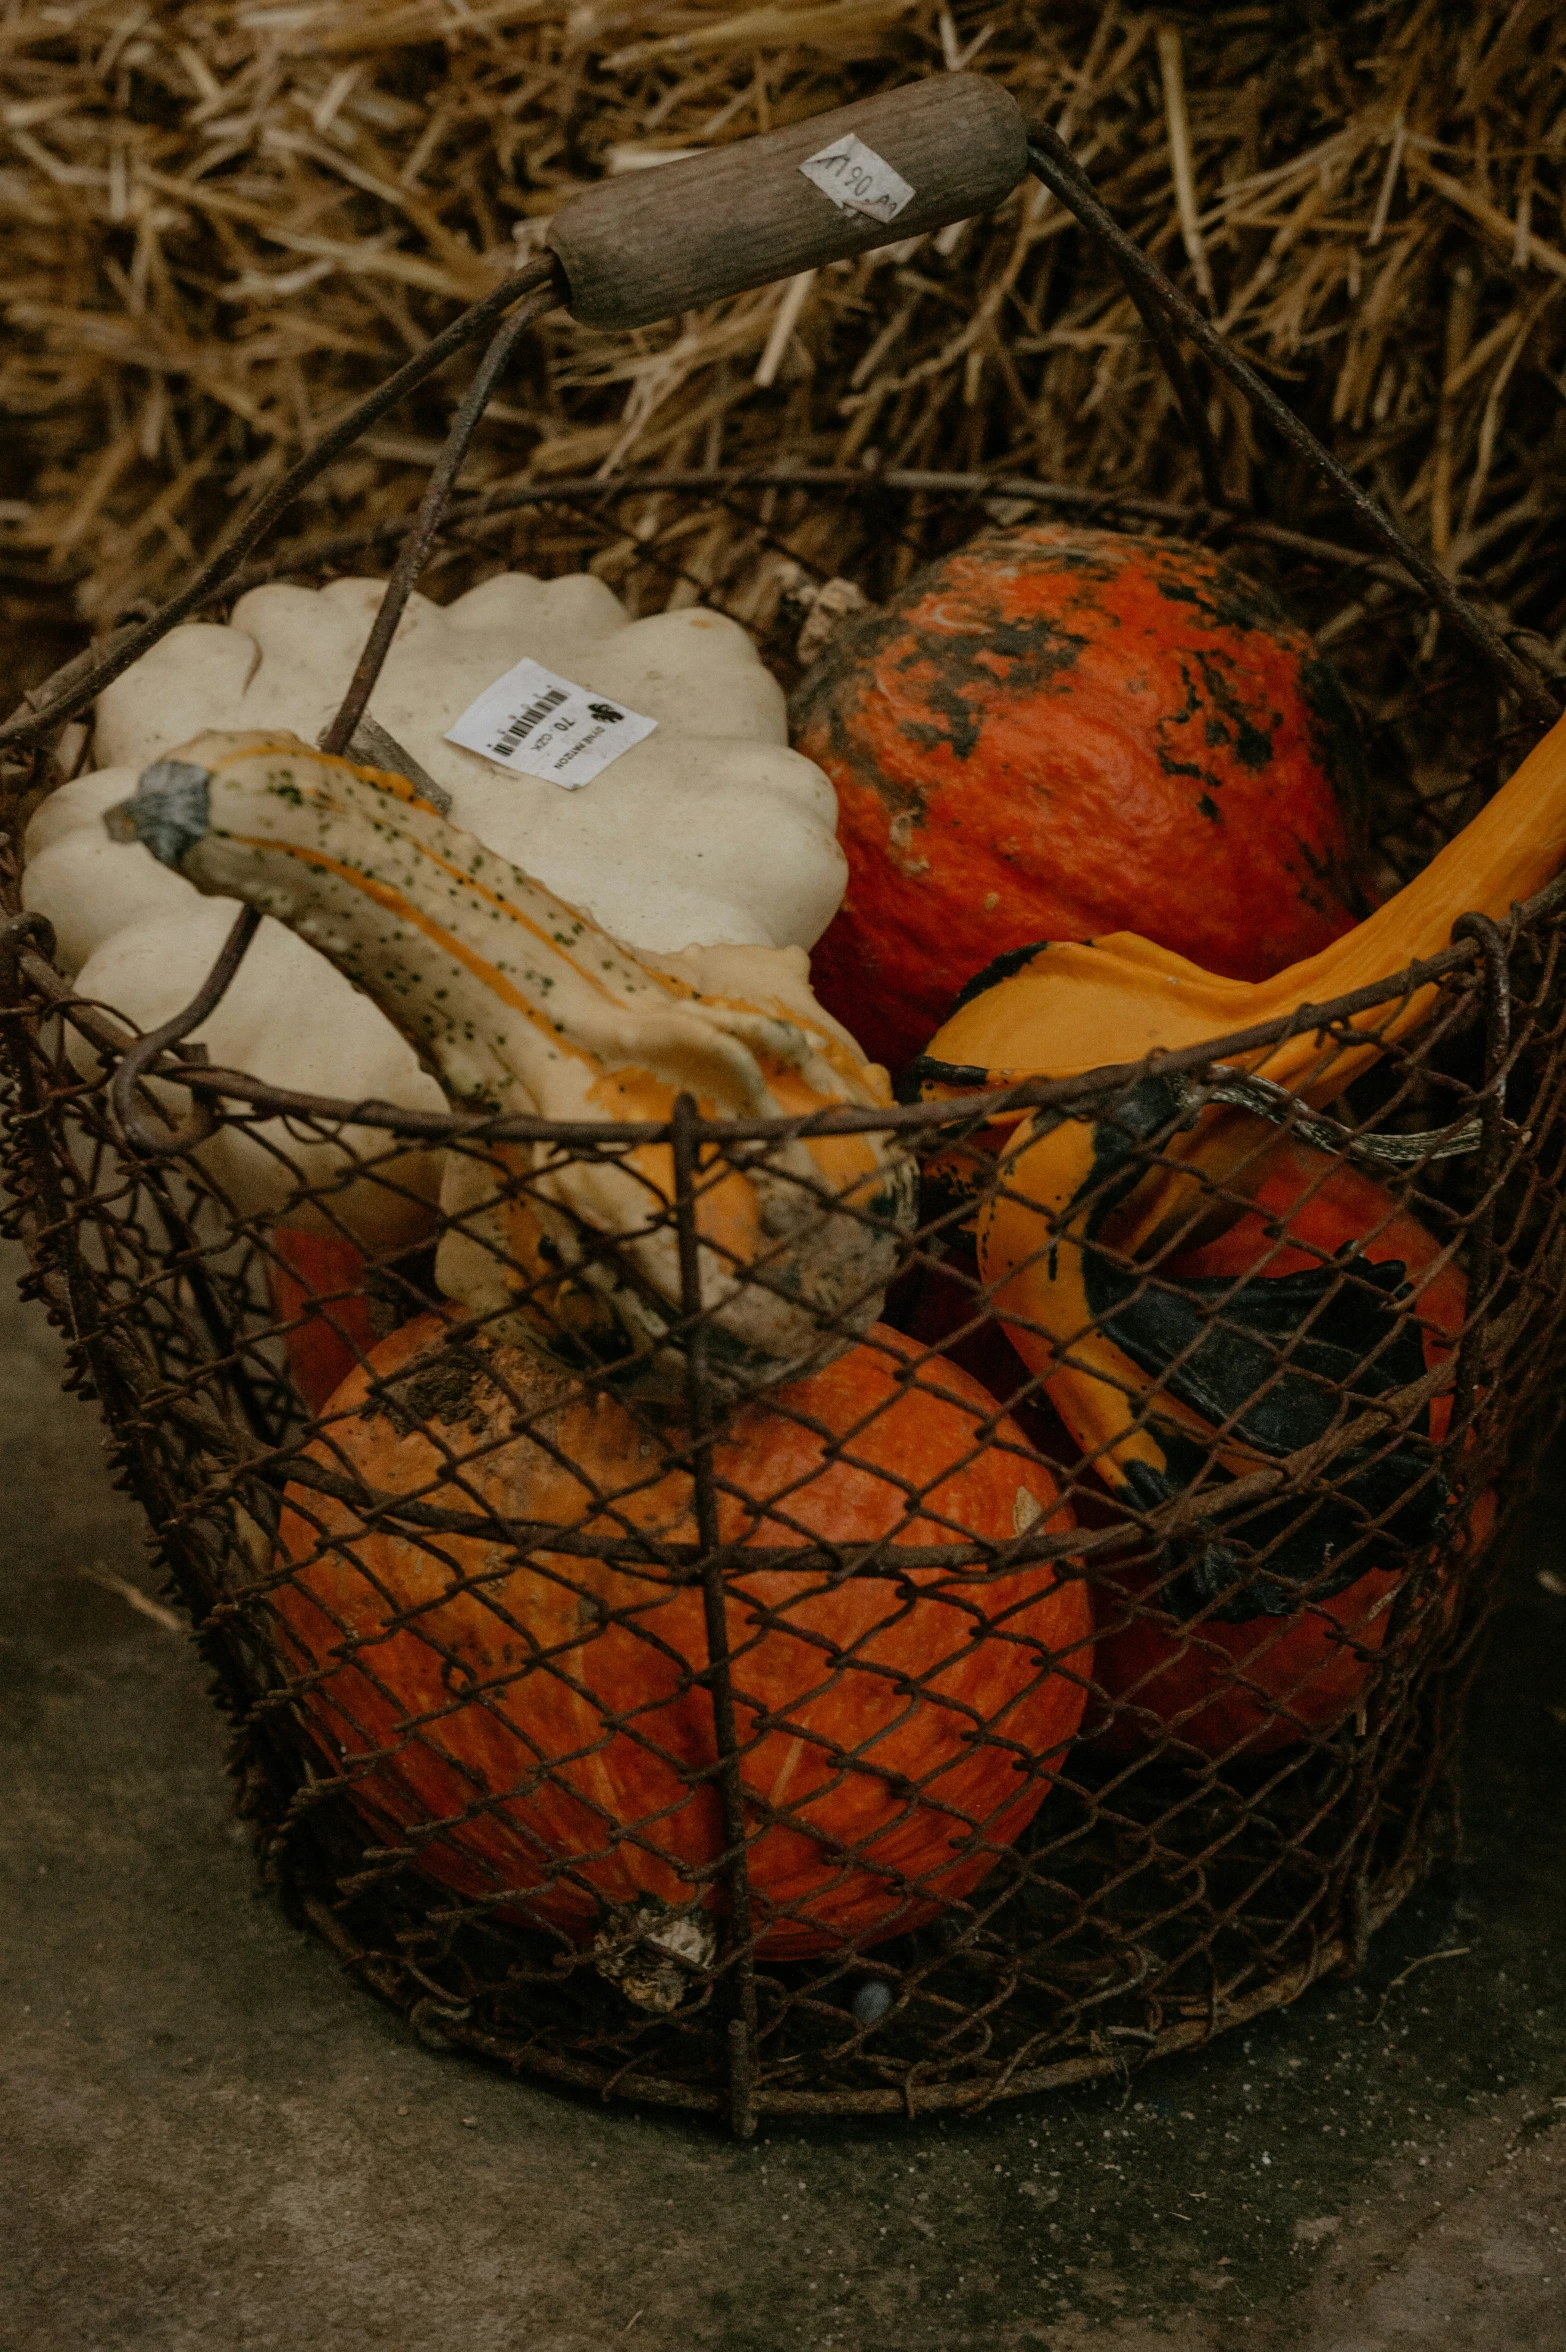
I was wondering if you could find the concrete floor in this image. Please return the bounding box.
[2,1234,1562,2352]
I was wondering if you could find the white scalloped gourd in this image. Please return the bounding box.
[23,575,848,1244]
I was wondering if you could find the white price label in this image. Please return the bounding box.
[444,657,657,788]
[798,131,916,226]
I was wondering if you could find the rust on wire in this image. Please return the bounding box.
[320,290,557,759]
[3,830,1556,2118]
[2,141,1563,2135]
[21,912,1566,1155]
[673,1091,760,2136]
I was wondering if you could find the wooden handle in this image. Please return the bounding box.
[547,76,1029,331]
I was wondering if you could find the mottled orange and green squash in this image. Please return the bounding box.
[794,523,1375,1072]
[1075,1136,1491,1759]
[900,1141,1490,1760]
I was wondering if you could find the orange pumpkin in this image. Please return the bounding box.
[794,523,1375,1073]
[275,1318,1093,1959]
[898,1260,1151,1565]
[265,1228,373,1413]
[1088,1139,1491,1760]
[902,1256,1040,1414]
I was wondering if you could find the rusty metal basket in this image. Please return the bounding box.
[3,124,1564,2132]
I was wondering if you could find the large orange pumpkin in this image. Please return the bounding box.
[1088,1139,1491,1761]
[265,1227,374,1413]
[275,1318,1093,1959]
[901,1256,1096,1477]
[794,524,1375,1073]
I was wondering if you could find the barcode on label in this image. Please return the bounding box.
[445,656,657,788]
[798,132,915,226]
[491,684,566,756]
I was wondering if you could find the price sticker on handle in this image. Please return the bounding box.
[798,131,916,226]
[445,657,657,787]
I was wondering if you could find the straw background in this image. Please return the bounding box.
[3,0,1564,744]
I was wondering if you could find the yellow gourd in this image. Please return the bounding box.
[914,704,1566,1546]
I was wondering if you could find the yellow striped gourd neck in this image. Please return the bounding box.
[107,730,915,1402]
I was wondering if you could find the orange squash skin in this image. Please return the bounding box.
[275,1319,1093,1958]
[266,1228,373,1413]
[794,524,1374,1073]
[1088,1142,1490,1761]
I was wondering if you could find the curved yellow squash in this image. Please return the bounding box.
[922,700,1566,1104]
[917,702,1566,1507]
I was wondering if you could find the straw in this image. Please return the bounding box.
[2,1,1563,715]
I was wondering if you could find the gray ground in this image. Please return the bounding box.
[2,1236,1562,2352]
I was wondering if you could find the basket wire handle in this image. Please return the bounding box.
[105,280,559,1155]
[321,296,545,756]
[0,251,566,761]
[1024,122,1562,731]
[65,118,1564,1200]
[1041,134,1226,510]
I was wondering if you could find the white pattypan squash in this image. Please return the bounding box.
[23,574,848,1243]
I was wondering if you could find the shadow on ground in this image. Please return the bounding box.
[2,1241,1561,2351]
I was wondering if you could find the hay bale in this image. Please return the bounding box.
[2,0,1563,713]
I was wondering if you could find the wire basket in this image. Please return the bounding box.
[3,126,1564,2131]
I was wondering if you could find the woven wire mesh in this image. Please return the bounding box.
[3,152,1565,2122]
[4,547,1565,2120]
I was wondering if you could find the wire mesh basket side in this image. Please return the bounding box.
[6,866,1565,2121]
[5,102,1566,2130]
